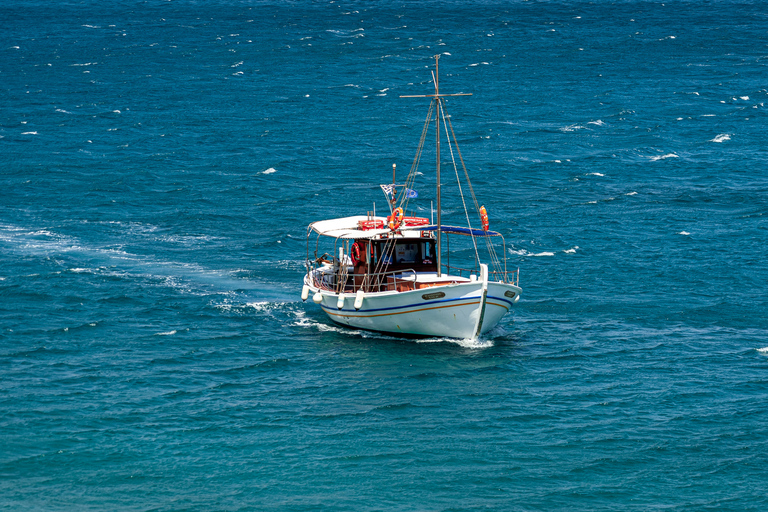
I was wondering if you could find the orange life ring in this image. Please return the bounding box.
[388,207,404,231]
[479,205,490,231]
[350,242,361,265]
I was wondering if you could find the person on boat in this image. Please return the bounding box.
[351,240,367,290]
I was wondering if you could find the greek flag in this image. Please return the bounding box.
[380,184,418,199]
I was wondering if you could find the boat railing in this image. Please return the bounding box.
[311,267,419,294]
[441,264,519,286]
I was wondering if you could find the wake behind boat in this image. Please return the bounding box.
[301,56,522,340]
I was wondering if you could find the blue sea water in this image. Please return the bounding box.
[2,0,768,509]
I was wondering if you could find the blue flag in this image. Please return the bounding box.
[380,184,418,199]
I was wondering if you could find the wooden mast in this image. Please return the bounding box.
[435,56,442,276]
[400,55,471,277]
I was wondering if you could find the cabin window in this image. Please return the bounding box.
[421,241,434,264]
[396,243,418,264]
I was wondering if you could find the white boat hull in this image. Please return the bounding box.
[304,274,521,339]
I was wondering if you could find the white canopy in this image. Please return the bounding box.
[308,216,427,240]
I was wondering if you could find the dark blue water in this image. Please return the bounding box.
[2,1,767,509]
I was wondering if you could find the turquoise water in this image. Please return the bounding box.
[2,1,767,509]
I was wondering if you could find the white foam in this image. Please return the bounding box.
[55,108,72,114]
[678,231,690,236]
[510,248,554,257]
[625,191,638,196]
[648,153,678,161]
[155,330,177,336]
[588,120,605,126]
[711,133,730,143]
[740,96,749,100]
[71,62,97,66]
[262,167,277,174]
[587,172,604,176]
[21,131,38,135]
[245,301,270,311]
[417,337,493,349]
[757,347,768,353]
[564,246,579,254]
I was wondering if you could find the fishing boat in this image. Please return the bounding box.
[301,55,521,340]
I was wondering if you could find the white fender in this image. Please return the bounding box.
[301,284,310,301]
[354,290,365,310]
[337,293,345,310]
[312,292,323,304]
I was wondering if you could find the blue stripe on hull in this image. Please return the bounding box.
[320,293,515,315]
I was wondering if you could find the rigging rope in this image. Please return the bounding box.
[445,104,506,279]
[439,99,481,269]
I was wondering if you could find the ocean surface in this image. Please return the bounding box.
[2,0,767,510]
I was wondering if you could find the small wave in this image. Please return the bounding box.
[509,248,555,257]
[564,246,579,254]
[245,301,271,311]
[419,337,493,349]
[71,62,97,66]
[21,131,38,135]
[155,330,177,336]
[740,96,749,101]
[587,120,605,126]
[757,347,768,354]
[648,153,678,161]
[55,108,72,114]
[561,124,585,132]
[678,231,690,236]
[587,172,604,176]
[625,191,638,196]
[711,134,730,143]
[262,168,277,174]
